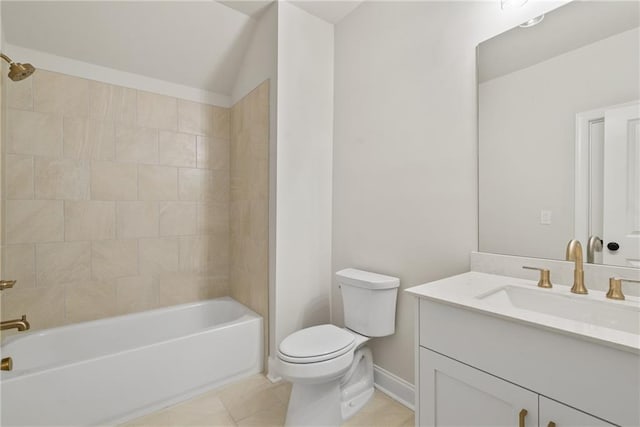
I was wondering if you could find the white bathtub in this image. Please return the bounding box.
[0,297,262,426]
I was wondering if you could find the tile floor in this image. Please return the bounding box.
[121,374,414,427]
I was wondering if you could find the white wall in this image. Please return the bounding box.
[479,27,640,261]
[332,0,567,385]
[273,1,334,369]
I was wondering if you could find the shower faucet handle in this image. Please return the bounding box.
[0,280,17,291]
[522,266,552,288]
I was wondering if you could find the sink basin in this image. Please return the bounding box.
[478,285,640,335]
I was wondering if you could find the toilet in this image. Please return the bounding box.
[277,268,400,426]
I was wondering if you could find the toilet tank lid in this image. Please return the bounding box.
[336,268,400,290]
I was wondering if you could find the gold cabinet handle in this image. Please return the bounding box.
[518,409,528,427]
[0,280,17,290]
[548,422,557,427]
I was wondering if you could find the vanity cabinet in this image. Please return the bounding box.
[412,294,637,426]
[420,348,615,427]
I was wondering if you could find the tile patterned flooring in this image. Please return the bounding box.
[121,374,414,427]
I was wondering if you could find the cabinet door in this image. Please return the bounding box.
[419,348,538,427]
[540,396,616,427]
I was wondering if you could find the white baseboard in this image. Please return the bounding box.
[373,364,415,410]
[266,356,282,383]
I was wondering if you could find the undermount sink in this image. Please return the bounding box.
[478,285,640,335]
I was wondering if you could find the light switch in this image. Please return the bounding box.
[540,210,552,225]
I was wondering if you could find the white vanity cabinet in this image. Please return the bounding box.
[407,273,640,427]
[420,348,616,427]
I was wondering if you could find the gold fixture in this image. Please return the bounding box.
[0,53,36,81]
[0,280,17,291]
[0,315,30,331]
[518,408,528,427]
[548,422,556,427]
[1,357,12,371]
[606,277,640,300]
[522,266,552,288]
[566,240,588,294]
[586,235,602,264]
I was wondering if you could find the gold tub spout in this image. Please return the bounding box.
[1,357,12,371]
[566,240,588,294]
[0,315,30,331]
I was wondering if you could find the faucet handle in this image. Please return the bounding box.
[606,277,640,300]
[0,280,17,291]
[522,266,552,288]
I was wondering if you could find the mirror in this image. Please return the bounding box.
[478,0,640,268]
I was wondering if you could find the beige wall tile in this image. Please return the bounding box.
[91,160,138,201]
[0,286,65,332]
[196,136,229,170]
[178,168,229,202]
[4,244,36,289]
[33,70,88,117]
[6,76,33,110]
[63,117,115,161]
[34,157,89,200]
[157,273,226,307]
[137,91,177,131]
[6,154,34,199]
[88,81,136,125]
[36,241,91,287]
[7,109,63,157]
[117,201,159,238]
[139,165,178,200]
[177,99,212,136]
[6,200,64,244]
[179,234,228,274]
[159,201,197,236]
[138,237,179,275]
[115,125,158,164]
[197,202,229,235]
[65,281,117,323]
[212,106,230,140]
[116,276,157,314]
[65,201,116,241]
[159,131,196,168]
[91,239,138,280]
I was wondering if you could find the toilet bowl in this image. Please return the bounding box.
[277,269,400,426]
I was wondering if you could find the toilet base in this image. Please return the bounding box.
[284,347,374,426]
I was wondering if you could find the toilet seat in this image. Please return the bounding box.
[279,325,356,364]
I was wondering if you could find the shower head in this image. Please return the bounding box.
[0,53,36,81]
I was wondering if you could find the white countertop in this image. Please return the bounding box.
[406,271,640,354]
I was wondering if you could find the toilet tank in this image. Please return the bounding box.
[337,268,400,337]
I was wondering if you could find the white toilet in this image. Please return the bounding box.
[277,268,400,426]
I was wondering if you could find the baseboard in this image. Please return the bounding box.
[266,356,283,383]
[373,364,415,410]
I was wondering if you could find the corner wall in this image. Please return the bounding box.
[273,1,334,362]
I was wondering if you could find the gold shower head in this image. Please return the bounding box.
[1,53,36,81]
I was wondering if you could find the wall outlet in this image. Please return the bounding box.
[540,210,552,225]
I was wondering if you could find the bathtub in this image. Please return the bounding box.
[0,297,262,426]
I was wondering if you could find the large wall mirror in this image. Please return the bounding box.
[478,0,640,268]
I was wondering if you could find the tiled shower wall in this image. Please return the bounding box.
[229,81,269,353]
[1,70,231,331]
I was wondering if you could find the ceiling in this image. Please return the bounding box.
[478,0,640,83]
[1,1,364,96]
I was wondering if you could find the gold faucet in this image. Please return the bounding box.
[1,315,30,331]
[1,357,12,371]
[566,240,588,294]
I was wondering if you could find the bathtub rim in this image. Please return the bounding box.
[1,296,261,379]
